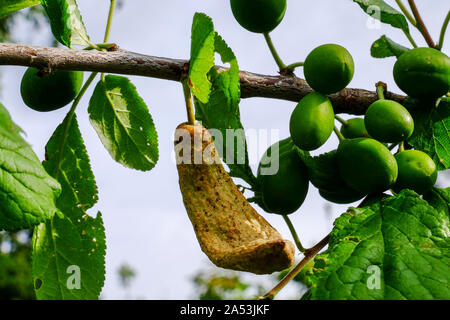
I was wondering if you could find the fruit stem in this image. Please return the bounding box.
[376,82,387,100]
[182,78,196,125]
[335,115,349,127]
[403,30,418,48]
[263,33,287,71]
[407,0,436,48]
[398,141,405,152]
[282,215,306,253]
[53,72,99,179]
[438,10,450,50]
[395,0,417,26]
[285,61,305,72]
[83,43,117,51]
[103,0,117,43]
[260,233,330,300]
[333,126,345,142]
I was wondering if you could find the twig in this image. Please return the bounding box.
[260,233,330,300]
[407,0,436,48]
[0,43,406,115]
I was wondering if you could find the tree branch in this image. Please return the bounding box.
[0,43,406,115]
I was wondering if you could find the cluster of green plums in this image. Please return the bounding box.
[255,45,448,214]
[231,1,449,215]
[258,95,439,215]
[20,67,83,112]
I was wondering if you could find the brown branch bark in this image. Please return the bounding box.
[0,43,406,115]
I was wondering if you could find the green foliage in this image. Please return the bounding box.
[408,99,450,170]
[0,103,61,231]
[189,13,215,104]
[118,264,136,288]
[0,231,35,300]
[192,14,256,186]
[40,0,90,47]
[88,75,159,172]
[0,0,40,17]
[194,272,251,300]
[371,35,409,58]
[32,115,105,300]
[0,0,449,302]
[352,0,409,32]
[192,270,275,300]
[305,190,450,300]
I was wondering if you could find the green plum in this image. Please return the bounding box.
[337,138,398,194]
[258,143,309,215]
[340,118,369,139]
[393,48,450,100]
[304,44,354,94]
[394,150,437,194]
[20,67,83,112]
[364,99,414,143]
[230,0,287,33]
[289,92,335,151]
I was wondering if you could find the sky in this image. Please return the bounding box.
[1,0,449,299]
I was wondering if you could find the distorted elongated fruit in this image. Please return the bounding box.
[364,99,414,143]
[304,44,354,94]
[337,138,398,194]
[175,123,295,274]
[230,0,287,33]
[289,92,335,151]
[394,150,437,194]
[393,48,450,100]
[20,67,83,112]
[257,140,309,215]
[340,118,369,139]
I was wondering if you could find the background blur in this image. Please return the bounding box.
[0,0,448,299]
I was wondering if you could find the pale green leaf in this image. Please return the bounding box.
[371,35,410,58]
[408,99,450,170]
[352,0,409,32]
[195,33,256,186]
[189,12,215,104]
